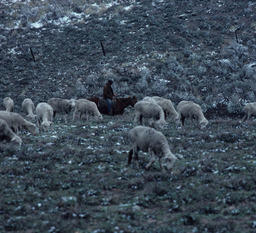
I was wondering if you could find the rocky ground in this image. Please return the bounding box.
[0,0,256,232]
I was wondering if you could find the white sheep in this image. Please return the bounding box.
[35,102,54,128]
[3,97,14,112]
[128,126,177,171]
[241,102,256,121]
[47,97,75,121]
[0,119,22,145]
[134,100,167,128]
[73,99,103,121]
[177,100,208,129]
[142,96,158,104]
[0,111,38,135]
[142,96,179,123]
[22,98,37,119]
[152,96,179,123]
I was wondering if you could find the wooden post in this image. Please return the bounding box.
[30,47,36,62]
[100,41,106,56]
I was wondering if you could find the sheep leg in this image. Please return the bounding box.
[134,146,139,161]
[164,110,167,120]
[128,149,133,165]
[139,115,143,125]
[241,114,247,122]
[64,115,68,124]
[134,112,140,124]
[181,114,185,126]
[158,157,162,170]
[145,157,156,170]
[145,149,156,170]
[72,110,77,121]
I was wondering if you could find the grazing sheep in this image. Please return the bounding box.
[241,102,256,121]
[3,97,14,112]
[177,100,208,129]
[0,119,22,145]
[0,111,38,135]
[22,98,36,119]
[152,96,179,123]
[128,126,177,171]
[134,100,167,128]
[36,102,54,128]
[47,97,75,121]
[73,99,103,121]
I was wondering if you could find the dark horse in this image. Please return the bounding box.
[88,96,137,115]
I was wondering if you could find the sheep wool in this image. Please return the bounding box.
[177,100,208,129]
[242,102,256,121]
[128,126,177,171]
[22,98,36,119]
[134,100,167,128]
[73,99,103,121]
[3,97,14,112]
[0,119,22,145]
[36,102,54,128]
[0,111,38,135]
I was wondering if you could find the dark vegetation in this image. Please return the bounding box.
[0,0,256,232]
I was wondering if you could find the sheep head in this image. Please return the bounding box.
[199,118,209,129]
[161,153,177,171]
[11,135,22,145]
[26,123,39,135]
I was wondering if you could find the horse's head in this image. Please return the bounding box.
[88,97,99,107]
[129,96,137,107]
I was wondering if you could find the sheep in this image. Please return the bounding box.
[22,98,37,119]
[142,96,158,104]
[73,99,103,121]
[150,96,180,123]
[47,97,75,121]
[0,111,38,135]
[134,100,167,128]
[0,119,22,145]
[3,97,14,112]
[128,126,177,171]
[176,100,208,129]
[241,102,256,121]
[35,102,54,128]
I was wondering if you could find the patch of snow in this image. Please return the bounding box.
[123,5,133,11]
[158,78,170,83]
[120,20,127,25]
[30,21,44,29]
[7,48,21,55]
[90,125,99,129]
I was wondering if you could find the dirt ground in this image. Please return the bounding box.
[0,110,256,233]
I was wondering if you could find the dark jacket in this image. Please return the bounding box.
[103,83,114,100]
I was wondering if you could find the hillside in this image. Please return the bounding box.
[1,1,256,233]
[1,0,256,115]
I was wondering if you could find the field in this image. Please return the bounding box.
[1,111,256,233]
